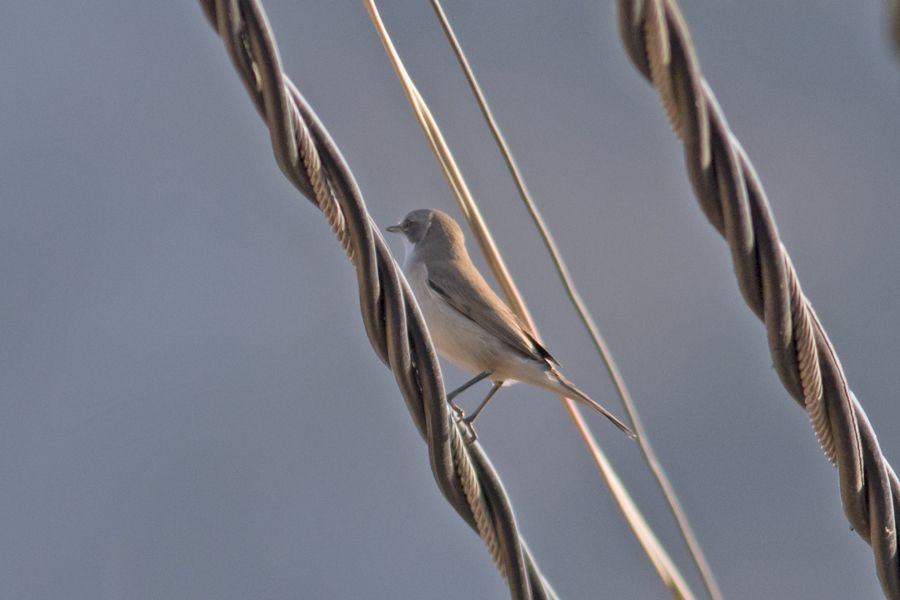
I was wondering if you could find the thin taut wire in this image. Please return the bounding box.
[428,2,723,600]
[364,0,696,598]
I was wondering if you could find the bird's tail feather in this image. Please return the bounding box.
[556,376,635,438]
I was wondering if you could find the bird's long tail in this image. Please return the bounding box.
[555,375,635,438]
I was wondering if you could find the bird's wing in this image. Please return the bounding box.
[426,260,559,365]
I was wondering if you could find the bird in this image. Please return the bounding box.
[386,208,634,441]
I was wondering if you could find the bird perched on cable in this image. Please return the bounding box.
[386,208,634,441]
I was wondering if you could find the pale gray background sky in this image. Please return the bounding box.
[2,1,899,598]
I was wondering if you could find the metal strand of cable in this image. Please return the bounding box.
[617,1,900,598]
[891,0,900,55]
[198,1,558,598]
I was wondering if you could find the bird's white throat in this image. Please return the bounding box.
[400,235,417,269]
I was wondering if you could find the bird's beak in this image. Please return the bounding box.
[385,224,402,234]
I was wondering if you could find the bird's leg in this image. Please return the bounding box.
[464,381,503,424]
[446,371,491,403]
[456,381,503,444]
[444,372,493,445]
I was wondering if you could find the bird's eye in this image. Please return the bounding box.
[402,220,411,230]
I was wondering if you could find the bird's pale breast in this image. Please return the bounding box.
[404,260,513,377]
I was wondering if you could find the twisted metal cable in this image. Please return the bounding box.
[198,1,559,598]
[891,0,900,56]
[618,0,900,597]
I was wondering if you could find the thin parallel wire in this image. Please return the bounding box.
[364,1,696,599]
[618,0,900,597]
[360,0,526,320]
[199,1,557,598]
[428,3,722,599]
[561,399,696,597]
[359,0,514,581]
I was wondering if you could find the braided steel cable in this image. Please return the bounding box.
[198,1,560,598]
[618,1,900,597]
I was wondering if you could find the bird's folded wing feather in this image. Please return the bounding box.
[426,260,559,365]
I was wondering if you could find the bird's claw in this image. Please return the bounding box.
[450,403,478,445]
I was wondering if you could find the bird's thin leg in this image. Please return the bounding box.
[446,371,491,403]
[457,381,504,445]
[463,381,503,426]
[445,373,496,445]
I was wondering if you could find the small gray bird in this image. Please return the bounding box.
[386,208,634,439]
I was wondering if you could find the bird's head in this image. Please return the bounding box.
[386,209,466,263]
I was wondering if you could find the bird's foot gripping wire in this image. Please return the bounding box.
[446,371,492,445]
[448,376,505,446]
[450,403,479,445]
